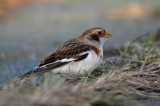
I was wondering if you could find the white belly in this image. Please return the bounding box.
[52,51,102,77]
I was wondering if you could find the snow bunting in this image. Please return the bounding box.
[19,28,111,80]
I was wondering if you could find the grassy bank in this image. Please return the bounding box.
[0,34,160,106]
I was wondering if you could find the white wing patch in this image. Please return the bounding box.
[39,51,90,68]
[60,58,75,62]
[52,52,90,63]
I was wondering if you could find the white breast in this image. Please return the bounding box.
[52,50,102,77]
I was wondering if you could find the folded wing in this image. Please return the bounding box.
[19,53,89,81]
[19,39,93,81]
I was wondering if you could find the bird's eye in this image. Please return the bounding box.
[98,31,102,35]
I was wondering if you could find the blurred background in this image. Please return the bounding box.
[0,0,160,83]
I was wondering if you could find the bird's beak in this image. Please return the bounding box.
[105,32,112,38]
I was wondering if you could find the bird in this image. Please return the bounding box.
[19,28,111,81]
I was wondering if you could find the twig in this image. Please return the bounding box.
[140,56,148,73]
[140,47,155,73]
[128,33,149,51]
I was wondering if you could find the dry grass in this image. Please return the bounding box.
[0,35,160,106]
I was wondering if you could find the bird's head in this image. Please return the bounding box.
[78,28,112,48]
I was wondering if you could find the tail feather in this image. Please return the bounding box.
[18,65,51,81]
[18,69,35,81]
[17,67,46,85]
[18,60,72,81]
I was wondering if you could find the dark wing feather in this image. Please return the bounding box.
[19,61,71,81]
[19,53,89,81]
[38,39,94,67]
